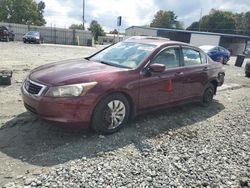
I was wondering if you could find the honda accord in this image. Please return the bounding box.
[21,37,225,134]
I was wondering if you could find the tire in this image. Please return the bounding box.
[223,57,228,64]
[200,83,215,107]
[220,57,225,64]
[246,72,250,77]
[91,93,130,134]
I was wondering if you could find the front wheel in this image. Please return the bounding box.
[5,36,9,42]
[201,83,215,107]
[91,93,130,134]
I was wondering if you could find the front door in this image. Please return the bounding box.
[139,47,185,110]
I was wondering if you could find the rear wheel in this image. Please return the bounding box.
[220,57,225,64]
[91,93,130,134]
[201,83,215,107]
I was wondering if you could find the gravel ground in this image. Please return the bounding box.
[0,42,250,187]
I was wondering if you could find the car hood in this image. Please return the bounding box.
[29,58,126,85]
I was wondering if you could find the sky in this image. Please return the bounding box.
[37,0,250,32]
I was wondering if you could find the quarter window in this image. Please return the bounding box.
[151,48,180,68]
[183,48,202,66]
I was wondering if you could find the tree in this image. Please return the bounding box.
[69,24,85,30]
[186,21,200,31]
[187,9,241,34]
[241,11,250,35]
[150,10,184,29]
[36,1,46,26]
[0,0,46,26]
[88,20,105,41]
[109,29,118,34]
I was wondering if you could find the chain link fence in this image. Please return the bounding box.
[0,22,94,46]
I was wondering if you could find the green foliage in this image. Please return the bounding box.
[150,10,184,29]
[69,24,85,30]
[241,11,250,35]
[187,9,250,35]
[0,0,46,26]
[186,21,200,31]
[88,20,105,41]
[109,29,118,34]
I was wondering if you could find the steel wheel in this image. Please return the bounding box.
[104,100,126,129]
[201,83,215,107]
[204,88,213,104]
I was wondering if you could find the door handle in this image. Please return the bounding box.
[175,72,184,76]
[203,67,208,71]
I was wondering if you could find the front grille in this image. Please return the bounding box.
[24,80,45,95]
[24,103,37,114]
[27,81,42,94]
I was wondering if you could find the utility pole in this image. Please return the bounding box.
[199,8,202,31]
[82,0,85,29]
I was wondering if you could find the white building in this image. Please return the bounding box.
[126,26,250,55]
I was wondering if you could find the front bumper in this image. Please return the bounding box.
[23,38,39,42]
[21,83,96,127]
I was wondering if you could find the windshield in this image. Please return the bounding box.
[90,42,156,69]
[200,45,214,53]
[26,31,39,36]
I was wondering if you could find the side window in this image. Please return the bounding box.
[200,51,207,64]
[220,47,226,52]
[151,48,180,68]
[183,48,202,66]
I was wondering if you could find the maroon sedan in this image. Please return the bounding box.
[21,37,225,134]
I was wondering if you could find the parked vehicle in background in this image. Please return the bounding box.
[21,37,225,134]
[244,46,250,57]
[0,26,15,42]
[23,31,43,44]
[200,45,230,64]
[245,61,250,77]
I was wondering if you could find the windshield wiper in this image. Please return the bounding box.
[97,60,131,69]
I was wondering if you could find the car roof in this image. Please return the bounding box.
[200,45,216,49]
[124,36,192,47]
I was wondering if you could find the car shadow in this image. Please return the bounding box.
[0,100,225,167]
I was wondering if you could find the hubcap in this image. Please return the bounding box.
[104,100,126,129]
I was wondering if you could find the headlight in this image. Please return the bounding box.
[45,82,97,97]
[35,36,39,39]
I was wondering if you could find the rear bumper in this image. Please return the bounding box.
[21,85,96,128]
[245,64,250,73]
[217,72,225,86]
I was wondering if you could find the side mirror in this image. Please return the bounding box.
[149,64,166,73]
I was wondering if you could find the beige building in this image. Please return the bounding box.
[98,33,124,45]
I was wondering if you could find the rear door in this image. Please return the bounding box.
[181,47,209,98]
